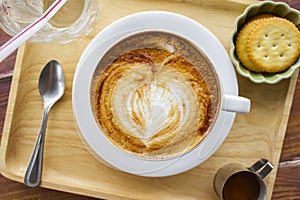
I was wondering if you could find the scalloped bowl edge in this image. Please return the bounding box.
[230,1,300,84]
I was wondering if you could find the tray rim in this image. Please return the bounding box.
[0,0,298,198]
[0,44,27,180]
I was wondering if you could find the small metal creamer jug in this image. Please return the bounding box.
[214,159,274,200]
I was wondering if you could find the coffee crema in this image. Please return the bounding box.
[92,31,219,159]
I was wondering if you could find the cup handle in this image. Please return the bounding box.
[222,94,251,113]
[248,159,274,179]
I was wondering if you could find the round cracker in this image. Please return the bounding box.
[247,17,300,73]
[235,14,274,72]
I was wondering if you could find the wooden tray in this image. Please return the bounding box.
[0,0,298,199]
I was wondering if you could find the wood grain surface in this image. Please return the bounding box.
[0,0,299,199]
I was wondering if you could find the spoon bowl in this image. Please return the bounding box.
[24,60,65,187]
[38,60,66,108]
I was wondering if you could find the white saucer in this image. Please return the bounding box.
[72,11,237,177]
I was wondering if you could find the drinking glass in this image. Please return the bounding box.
[0,0,99,43]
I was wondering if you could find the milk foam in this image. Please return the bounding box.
[111,63,200,148]
[93,42,215,159]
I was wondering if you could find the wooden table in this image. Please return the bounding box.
[0,1,299,199]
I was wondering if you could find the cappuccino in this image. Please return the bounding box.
[91,31,220,159]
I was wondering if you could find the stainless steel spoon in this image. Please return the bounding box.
[24,60,65,187]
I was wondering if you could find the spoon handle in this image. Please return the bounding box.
[24,108,49,187]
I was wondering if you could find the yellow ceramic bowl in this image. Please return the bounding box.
[230,1,300,84]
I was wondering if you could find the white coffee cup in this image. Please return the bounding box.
[73,11,250,177]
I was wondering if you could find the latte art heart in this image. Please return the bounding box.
[94,48,213,159]
[112,64,200,148]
